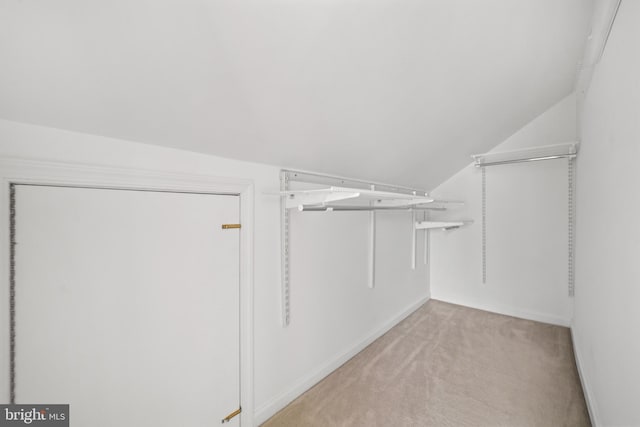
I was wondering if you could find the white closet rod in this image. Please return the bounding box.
[474,154,576,168]
[473,142,578,168]
[298,205,446,212]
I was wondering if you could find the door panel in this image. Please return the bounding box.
[14,185,240,426]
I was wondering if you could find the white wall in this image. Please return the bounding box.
[0,118,429,424]
[429,94,577,326]
[572,1,640,425]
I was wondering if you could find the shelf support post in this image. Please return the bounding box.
[423,211,429,265]
[368,185,376,288]
[411,208,417,270]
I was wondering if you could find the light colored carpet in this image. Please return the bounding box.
[262,300,590,427]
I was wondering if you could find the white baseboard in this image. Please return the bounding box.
[571,327,600,426]
[431,295,571,327]
[254,295,430,425]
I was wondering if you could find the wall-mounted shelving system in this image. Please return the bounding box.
[277,169,471,327]
[472,142,578,294]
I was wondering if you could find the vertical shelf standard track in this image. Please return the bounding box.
[568,157,576,296]
[9,183,17,404]
[481,167,487,284]
[280,172,291,326]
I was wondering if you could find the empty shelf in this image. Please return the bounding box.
[415,220,472,230]
[282,186,433,210]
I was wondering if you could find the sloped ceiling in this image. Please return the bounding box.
[0,0,593,189]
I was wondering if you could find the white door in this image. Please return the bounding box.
[13,184,241,426]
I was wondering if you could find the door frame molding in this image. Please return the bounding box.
[0,157,255,426]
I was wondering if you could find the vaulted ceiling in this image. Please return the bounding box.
[0,0,593,189]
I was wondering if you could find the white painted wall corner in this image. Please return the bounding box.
[571,328,600,427]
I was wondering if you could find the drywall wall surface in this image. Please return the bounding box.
[0,119,429,423]
[429,93,577,326]
[572,2,640,425]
